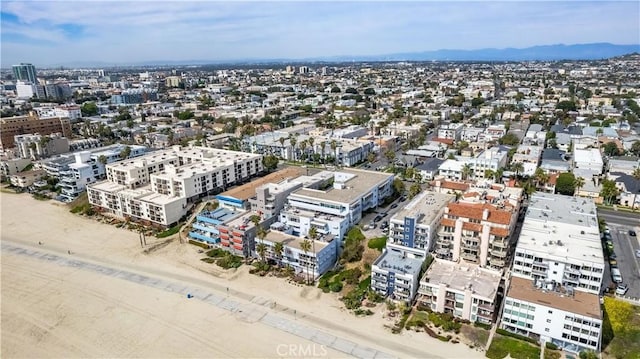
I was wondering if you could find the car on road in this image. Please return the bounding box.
[609,258,617,266]
[399,196,407,202]
[629,230,637,237]
[606,241,614,251]
[616,284,629,296]
[636,249,640,258]
[390,203,398,209]
[609,251,617,259]
[373,216,383,223]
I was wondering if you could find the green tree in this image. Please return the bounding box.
[81,102,99,116]
[600,179,620,205]
[262,155,279,172]
[408,183,422,199]
[461,163,473,180]
[511,162,524,179]
[273,241,284,268]
[555,172,576,196]
[556,100,577,112]
[300,239,312,284]
[384,149,396,164]
[499,133,520,146]
[393,178,405,195]
[367,152,376,164]
[603,142,620,157]
[632,167,640,211]
[573,176,585,196]
[97,155,107,165]
[119,145,131,160]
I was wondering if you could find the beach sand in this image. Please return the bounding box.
[0,192,485,358]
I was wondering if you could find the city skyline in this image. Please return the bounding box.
[2,1,639,66]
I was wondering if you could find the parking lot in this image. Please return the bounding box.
[606,222,640,299]
[360,196,407,238]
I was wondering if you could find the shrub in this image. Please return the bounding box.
[486,335,541,359]
[545,342,558,350]
[200,257,216,263]
[206,248,227,257]
[216,254,242,269]
[473,321,492,330]
[329,281,343,292]
[367,237,387,251]
[188,239,210,249]
[157,224,181,238]
[496,328,538,344]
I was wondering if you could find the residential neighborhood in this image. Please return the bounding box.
[2,55,640,358]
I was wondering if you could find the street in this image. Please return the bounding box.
[597,208,640,300]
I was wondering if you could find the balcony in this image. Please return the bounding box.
[532,266,547,275]
[492,239,509,248]
[491,249,507,258]
[462,241,479,250]
[478,303,495,312]
[462,252,479,262]
[490,258,506,268]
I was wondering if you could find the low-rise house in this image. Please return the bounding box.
[9,169,46,188]
[540,149,570,174]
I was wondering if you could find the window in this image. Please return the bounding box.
[548,310,553,314]
[545,328,550,332]
[547,319,551,323]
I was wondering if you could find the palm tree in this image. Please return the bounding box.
[97,155,108,167]
[330,140,338,166]
[573,176,585,197]
[299,140,307,161]
[256,226,267,263]
[278,137,286,158]
[274,241,284,268]
[511,162,524,180]
[300,239,312,284]
[461,163,473,181]
[484,169,495,181]
[289,135,297,162]
[307,226,318,283]
[308,137,315,155]
[632,167,640,211]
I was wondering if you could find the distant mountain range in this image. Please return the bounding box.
[47,43,639,68]
[319,43,640,62]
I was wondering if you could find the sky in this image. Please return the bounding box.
[2,1,639,66]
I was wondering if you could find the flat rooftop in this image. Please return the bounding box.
[219,166,305,201]
[421,259,501,300]
[507,276,601,320]
[264,230,331,252]
[198,208,241,223]
[392,191,453,225]
[373,249,423,276]
[517,193,603,264]
[292,168,394,204]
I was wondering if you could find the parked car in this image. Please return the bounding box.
[629,230,637,237]
[636,249,640,258]
[611,268,623,283]
[609,258,618,266]
[609,251,617,259]
[390,203,398,209]
[616,284,629,296]
[399,196,407,202]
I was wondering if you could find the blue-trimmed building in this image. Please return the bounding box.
[371,191,454,303]
[189,208,240,245]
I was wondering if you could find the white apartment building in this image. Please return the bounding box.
[371,248,424,303]
[503,193,604,353]
[249,179,303,221]
[511,145,543,177]
[573,149,604,175]
[387,191,454,255]
[279,168,394,241]
[417,260,501,325]
[437,123,464,141]
[58,145,147,200]
[502,277,602,353]
[88,146,263,226]
[438,147,510,181]
[15,133,70,160]
[260,228,338,279]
